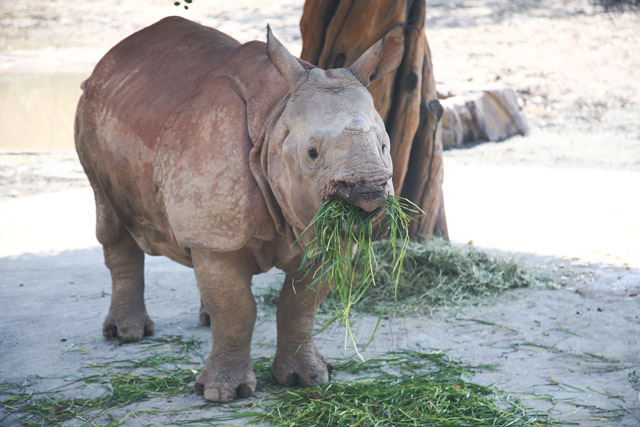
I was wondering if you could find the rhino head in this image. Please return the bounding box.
[264,26,405,237]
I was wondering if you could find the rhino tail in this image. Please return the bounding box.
[80,78,89,91]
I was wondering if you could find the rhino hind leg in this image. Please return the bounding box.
[101,232,155,342]
[272,270,333,388]
[93,187,154,342]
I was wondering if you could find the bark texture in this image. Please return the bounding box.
[300,0,448,239]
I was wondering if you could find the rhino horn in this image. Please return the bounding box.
[266,25,306,93]
[349,24,405,87]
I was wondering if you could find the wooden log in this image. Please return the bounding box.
[300,0,448,239]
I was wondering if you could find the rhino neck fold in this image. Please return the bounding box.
[216,56,293,242]
[248,94,290,237]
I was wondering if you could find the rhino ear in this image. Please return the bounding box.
[349,25,405,87]
[267,25,306,93]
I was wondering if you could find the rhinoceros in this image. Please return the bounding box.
[75,16,404,402]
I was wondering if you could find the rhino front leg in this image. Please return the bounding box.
[272,269,333,387]
[191,249,257,402]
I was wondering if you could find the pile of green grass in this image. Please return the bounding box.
[300,196,414,356]
[253,351,545,426]
[290,197,540,352]
[360,238,540,315]
[261,237,539,317]
[296,197,539,318]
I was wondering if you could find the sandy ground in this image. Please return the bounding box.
[1,0,639,425]
[1,188,638,425]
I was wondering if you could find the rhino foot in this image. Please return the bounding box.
[272,345,333,387]
[102,312,154,343]
[195,360,256,402]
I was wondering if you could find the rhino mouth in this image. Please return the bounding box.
[328,177,389,213]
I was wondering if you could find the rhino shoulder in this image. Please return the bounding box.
[155,80,277,252]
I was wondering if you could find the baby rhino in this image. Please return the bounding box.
[75,16,404,402]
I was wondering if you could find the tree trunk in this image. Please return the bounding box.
[300,0,448,239]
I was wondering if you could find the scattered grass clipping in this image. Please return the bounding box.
[300,196,414,357]
[2,345,552,426]
[9,340,626,426]
[0,336,203,426]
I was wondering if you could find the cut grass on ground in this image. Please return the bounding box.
[1,337,549,427]
[363,238,543,315]
[254,351,546,426]
[0,336,205,426]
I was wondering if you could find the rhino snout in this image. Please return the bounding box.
[331,176,390,213]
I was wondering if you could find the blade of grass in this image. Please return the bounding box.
[299,196,414,357]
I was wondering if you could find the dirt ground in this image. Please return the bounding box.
[1,0,639,425]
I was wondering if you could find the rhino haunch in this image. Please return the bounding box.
[75,16,404,402]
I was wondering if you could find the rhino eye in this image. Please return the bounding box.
[308,148,318,159]
[382,144,387,153]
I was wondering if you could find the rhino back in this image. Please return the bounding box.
[82,16,241,149]
[76,17,288,260]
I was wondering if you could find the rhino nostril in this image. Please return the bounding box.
[331,176,388,198]
[333,178,357,192]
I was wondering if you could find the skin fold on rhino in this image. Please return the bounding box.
[74,16,405,402]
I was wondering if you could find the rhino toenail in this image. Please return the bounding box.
[194,382,204,396]
[236,383,252,398]
[105,324,117,338]
[143,324,154,336]
[284,373,300,386]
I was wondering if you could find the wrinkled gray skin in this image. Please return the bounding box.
[75,17,404,402]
